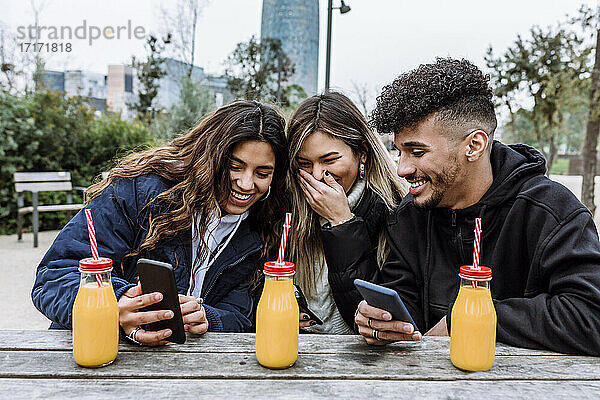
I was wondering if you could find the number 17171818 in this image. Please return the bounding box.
[20,42,72,52]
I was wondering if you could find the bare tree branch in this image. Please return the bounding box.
[159,0,209,77]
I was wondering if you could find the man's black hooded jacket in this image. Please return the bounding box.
[342,141,600,355]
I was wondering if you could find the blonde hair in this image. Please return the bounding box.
[286,92,407,296]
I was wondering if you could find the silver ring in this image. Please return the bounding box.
[196,296,203,306]
[368,318,373,329]
[127,326,142,345]
[373,328,380,340]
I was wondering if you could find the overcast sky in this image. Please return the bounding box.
[1,0,597,108]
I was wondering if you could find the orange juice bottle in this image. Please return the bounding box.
[256,261,299,369]
[72,257,119,367]
[450,265,497,371]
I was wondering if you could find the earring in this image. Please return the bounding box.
[259,186,271,201]
[359,163,365,179]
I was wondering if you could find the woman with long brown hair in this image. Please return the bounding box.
[32,100,288,345]
[286,91,407,334]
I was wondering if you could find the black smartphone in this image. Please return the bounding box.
[136,258,186,344]
[293,284,323,325]
[353,279,419,332]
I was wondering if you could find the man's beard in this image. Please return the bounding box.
[412,162,460,209]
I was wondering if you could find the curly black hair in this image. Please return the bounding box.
[370,58,496,137]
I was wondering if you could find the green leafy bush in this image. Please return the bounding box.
[0,89,158,234]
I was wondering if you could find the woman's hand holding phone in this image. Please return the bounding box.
[355,300,422,345]
[118,283,174,346]
[178,295,209,335]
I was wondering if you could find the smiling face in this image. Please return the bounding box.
[222,140,276,215]
[296,131,365,193]
[395,117,467,209]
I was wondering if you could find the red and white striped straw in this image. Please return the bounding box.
[85,209,99,260]
[472,217,482,270]
[84,209,103,287]
[277,213,292,265]
[470,218,482,289]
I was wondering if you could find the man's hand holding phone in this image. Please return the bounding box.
[355,300,422,345]
[118,283,174,346]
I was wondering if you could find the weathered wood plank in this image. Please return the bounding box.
[15,181,73,193]
[13,172,71,183]
[1,350,599,380]
[1,379,599,399]
[18,204,83,214]
[0,331,559,357]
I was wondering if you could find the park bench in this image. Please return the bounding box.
[14,172,84,248]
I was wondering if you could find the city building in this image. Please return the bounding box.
[43,69,107,112]
[44,58,229,121]
[106,65,135,120]
[155,58,231,109]
[261,0,319,96]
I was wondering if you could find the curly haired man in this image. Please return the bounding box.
[353,58,600,356]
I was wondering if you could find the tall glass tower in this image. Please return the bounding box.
[261,0,319,95]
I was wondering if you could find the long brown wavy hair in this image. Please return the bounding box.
[86,100,289,264]
[286,92,407,297]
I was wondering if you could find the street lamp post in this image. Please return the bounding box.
[325,0,351,91]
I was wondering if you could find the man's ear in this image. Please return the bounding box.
[465,130,489,161]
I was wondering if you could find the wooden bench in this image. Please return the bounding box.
[14,172,84,247]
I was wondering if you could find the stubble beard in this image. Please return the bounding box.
[414,160,461,209]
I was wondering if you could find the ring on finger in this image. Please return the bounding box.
[368,318,373,329]
[196,296,203,306]
[373,328,380,341]
[127,326,142,345]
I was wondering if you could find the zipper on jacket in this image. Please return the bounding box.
[457,225,466,262]
[451,210,466,263]
[202,247,260,299]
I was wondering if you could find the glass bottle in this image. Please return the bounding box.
[255,261,299,369]
[450,265,497,371]
[72,257,119,367]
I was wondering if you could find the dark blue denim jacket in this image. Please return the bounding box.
[32,174,261,332]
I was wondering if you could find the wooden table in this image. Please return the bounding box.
[1,330,599,398]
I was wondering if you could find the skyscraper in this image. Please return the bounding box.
[261,0,319,96]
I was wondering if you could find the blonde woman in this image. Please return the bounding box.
[287,91,407,334]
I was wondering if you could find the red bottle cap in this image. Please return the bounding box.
[459,265,492,281]
[263,261,295,276]
[79,257,113,273]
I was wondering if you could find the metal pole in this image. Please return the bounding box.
[277,51,282,104]
[325,0,333,91]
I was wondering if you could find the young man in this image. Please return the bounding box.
[354,58,600,356]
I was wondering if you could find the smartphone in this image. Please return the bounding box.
[136,258,186,344]
[293,284,323,325]
[353,279,419,332]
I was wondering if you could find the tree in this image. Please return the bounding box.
[152,75,215,140]
[351,80,372,117]
[160,0,209,78]
[486,22,591,174]
[224,35,302,105]
[129,34,172,124]
[0,89,156,234]
[29,0,48,91]
[578,5,600,215]
[0,25,23,93]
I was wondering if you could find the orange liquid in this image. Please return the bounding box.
[450,286,497,371]
[72,283,119,367]
[255,278,299,368]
